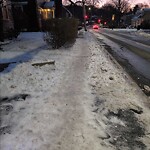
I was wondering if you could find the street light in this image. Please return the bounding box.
[88,7,92,18]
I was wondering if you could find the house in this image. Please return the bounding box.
[131,8,150,27]
[38,0,55,27]
[131,10,143,27]
[11,0,43,31]
[121,14,134,27]
[10,0,56,31]
[11,0,69,31]
[39,1,55,20]
[0,0,72,40]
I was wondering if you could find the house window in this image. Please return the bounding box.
[39,9,54,20]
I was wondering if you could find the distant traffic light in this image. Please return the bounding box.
[98,19,101,23]
[84,15,88,19]
[104,22,107,25]
[112,14,115,21]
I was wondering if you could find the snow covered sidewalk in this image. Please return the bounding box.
[0,31,150,150]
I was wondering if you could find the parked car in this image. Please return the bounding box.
[93,24,99,29]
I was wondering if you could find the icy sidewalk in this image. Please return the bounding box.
[0,31,150,150]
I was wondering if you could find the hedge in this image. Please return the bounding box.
[42,18,79,49]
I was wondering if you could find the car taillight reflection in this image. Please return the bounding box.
[93,24,99,29]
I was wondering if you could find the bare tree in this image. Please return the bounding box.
[85,0,102,6]
[111,0,130,13]
[63,0,103,7]
[63,0,71,5]
[106,0,130,27]
[134,3,149,9]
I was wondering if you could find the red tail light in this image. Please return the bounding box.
[98,19,101,23]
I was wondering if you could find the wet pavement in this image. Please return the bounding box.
[102,29,150,46]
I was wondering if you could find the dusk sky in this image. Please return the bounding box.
[63,0,150,7]
[125,0,149,6]
[105,0,150,7]
[131,0,149,4]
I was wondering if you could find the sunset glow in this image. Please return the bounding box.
[63,0,150,8]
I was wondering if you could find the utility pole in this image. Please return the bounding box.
[82,0,87,31]
[68,0,87,31]
[118,0,121,27]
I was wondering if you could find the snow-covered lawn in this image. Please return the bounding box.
[0,32,75,149]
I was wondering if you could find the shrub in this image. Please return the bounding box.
[42,18,79,49]
[137,25,141,30]
[3,28,19,40]
[141,20,150,29]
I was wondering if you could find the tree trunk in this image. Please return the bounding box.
[55,0,62,18]
[82,0,87,31]
[27,0,39,31]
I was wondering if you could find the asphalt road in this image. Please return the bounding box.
[101,29,150,47]
[92,28,150,95]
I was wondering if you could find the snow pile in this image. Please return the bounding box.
[112,28,150,38]
[0,32,74,149]
[87,32,150,149]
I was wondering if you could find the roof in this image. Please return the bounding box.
[142,8,150,12]
[40,1,55,9]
